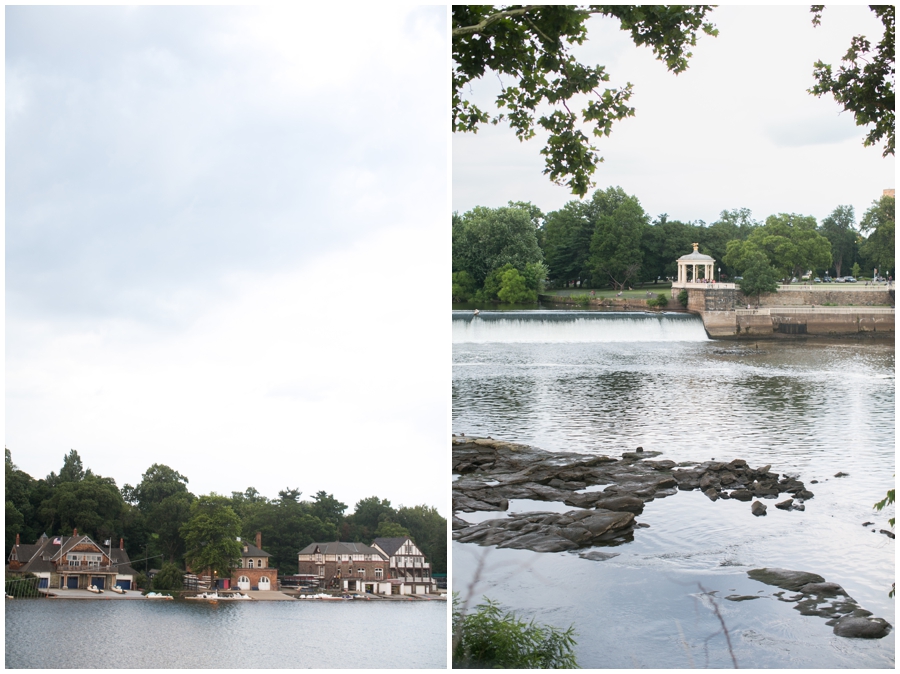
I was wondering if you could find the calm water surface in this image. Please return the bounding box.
[6,600,446,668]
[453,311,894,668]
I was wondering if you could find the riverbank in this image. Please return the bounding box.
[33,588,447,602]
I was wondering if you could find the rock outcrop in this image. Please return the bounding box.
[748,567,892,639]
[452,435,814,554]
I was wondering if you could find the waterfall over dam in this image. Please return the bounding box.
[452,311,709,343]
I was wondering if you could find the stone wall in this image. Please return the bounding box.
[678,286,893,310]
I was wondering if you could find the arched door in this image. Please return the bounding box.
[237,576,250,590]
[258,576,270,590]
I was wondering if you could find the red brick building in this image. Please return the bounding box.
[231,532,278,591]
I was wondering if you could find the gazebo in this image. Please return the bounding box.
[675,243,716,286]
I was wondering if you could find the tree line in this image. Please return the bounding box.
[452,188,895,303]
[5,449,446,584]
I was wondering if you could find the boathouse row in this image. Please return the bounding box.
[7,531,138,590]
[298,536,437,595]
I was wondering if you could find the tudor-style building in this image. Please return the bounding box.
[297,541,391,594]
[231,532,278,591]
[371,536,437,595]
[7,530,138,591]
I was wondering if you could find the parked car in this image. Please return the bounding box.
[813,277,822,283]
[846,276,857,283]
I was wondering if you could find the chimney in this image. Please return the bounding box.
[256,531,262,550]
[73,528,78,538]
[16,533,20,546]
[119,538,124,550]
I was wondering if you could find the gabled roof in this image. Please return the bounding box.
[297,541,385,558]
[371,537,415,557]
[239,543,270,558]
[8,535,137,576]
[52,535,109,562]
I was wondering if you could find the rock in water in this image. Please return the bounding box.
[775,498,794,510]
[748,568,825,591]
[832,615,892,639]
[579,551,620,562]
[751,501,767,516]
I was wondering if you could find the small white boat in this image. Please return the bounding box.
[145,592,174,600]
[111,585,126,594]
[87,585,103,594]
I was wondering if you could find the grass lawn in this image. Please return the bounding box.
[546,283,673,300]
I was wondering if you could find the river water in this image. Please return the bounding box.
[452,310,895,669]
[5,599,446,668]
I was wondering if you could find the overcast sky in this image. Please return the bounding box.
[6,6,449,517]
[453,5,894,227]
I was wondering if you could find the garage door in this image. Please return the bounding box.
[91,577,105,590]
[67,576,79,589]
[38,578,49,588]
[258,577,270,590]
[116,580,131,590]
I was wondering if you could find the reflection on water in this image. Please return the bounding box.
[453,314,894,668]
[6,600,446,669]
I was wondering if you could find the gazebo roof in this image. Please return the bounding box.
[678,243,714,262]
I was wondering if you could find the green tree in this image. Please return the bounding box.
[540,202,594,285]
[46,449,86,487]
[38,473,125,542]
[737,253,780,306]
[311,491,347,526]
[5,449,37,551]
[180,494,242,579]
[452,270,478,302]
[453,5,717,195]
[131,464,194,563]
[809,5,895,156]
[151,562,184,592]
[724,213,831,283]
[818,205,857,278]
[497,267,537,304]
[453,596,578,668]
[374,520,410,538]
[453,205,544,286]
[641,214,701,283]
[859,194,895,275]
[588,187,648,289]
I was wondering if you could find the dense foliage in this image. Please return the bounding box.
[453,595,578,669]
[453,5,717,195]
[5,449,446,577]
[809,5,895,157]
[452,186,893,302]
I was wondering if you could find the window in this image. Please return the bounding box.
[248,559,254,568]
[375,568,383,579]
[358,568,365,578]
[258,559,262,568]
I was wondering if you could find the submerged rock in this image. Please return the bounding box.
[832,616,892,639]
[751,501,767,516]
[747,568,892,639]
[579,550,620,562]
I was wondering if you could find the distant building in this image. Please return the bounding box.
[884,189,895,198]
[372,536,437,595]
[297,541,391,594]
[231,532,278,591]
[7,530,137,590]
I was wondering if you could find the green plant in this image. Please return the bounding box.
[152,562,184,591]
[677,289,688,307]
[647,293,669,308]
[574,294,592,307]
[452,595,578,669]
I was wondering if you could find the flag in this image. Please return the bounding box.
[52,537,61,545]
[104,540,111,546]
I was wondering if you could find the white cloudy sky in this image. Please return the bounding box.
[6,6,449,516]
[453,5,895,226]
